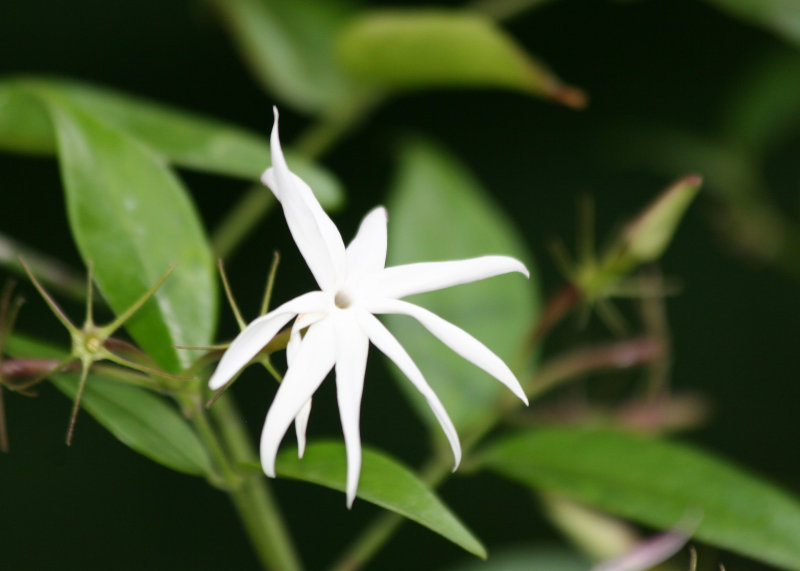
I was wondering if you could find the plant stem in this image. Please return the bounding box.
[328,391,521,571]
[212,184,277,260]
[211,92,380,261]
[0,232,88,302]
[327,456,453,571]
[209,394,303,571]
[328,334,664,570]
[293,92,382,161]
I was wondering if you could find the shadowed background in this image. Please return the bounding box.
[1,0,799,569]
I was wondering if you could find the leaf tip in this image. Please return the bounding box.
[553,84,589,110]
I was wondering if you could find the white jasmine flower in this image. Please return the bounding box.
[209,108,529,507]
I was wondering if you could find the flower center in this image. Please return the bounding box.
[334,289,354,309]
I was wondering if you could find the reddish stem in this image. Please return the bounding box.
[529,284,581,345]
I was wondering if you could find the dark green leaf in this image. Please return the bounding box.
[0,78,343,206]
[480,428,800,570]
[40,89,217,371]
[210,0,359,114]
[722,50,800,154]
[386,139,539,433]
[703,0,800,46]
[276,441,486,557]
[337,9,586,108]
[6,335,212,476]
[444,545,587,571]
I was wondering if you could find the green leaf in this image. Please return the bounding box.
[703,0,800,46]
[479,428,800,570]
[276,441,486,557]
[6,335,212,476]
[0,79,54,154]
[722,50,800,154]
[444,545,587,571]
[0,78,343,206]
[38,89,217,372]
[385,139,539,433]
[210,0,359,114]
[336,9,586,108]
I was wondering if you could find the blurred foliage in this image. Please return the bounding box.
[386,139,539,434]
[2,0,800,570]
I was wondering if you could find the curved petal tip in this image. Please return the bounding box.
[370,205,387,220]
[516,259,530,279]
[261,456,277,478]
[208,369,233,391]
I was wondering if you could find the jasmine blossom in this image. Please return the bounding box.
[209,109,529,507]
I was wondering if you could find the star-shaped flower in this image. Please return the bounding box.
[209,109,529,506]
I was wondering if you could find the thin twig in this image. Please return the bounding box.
[0,233,88,302]
[260,251,280,316]
[530,337,663,400]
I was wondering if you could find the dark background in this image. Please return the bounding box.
[2,0,799,569]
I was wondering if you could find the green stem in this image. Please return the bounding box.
[293,92,382,161]
[192,403,239,484]
[209,394,304,571]
[211,92,380,261]
[212,184,277,260]
[328,511,401,571]
[0,232,88,303]
[327,456,452,571]
[328,335,664,570]
[329,406,506,571]
[328,393,517,571]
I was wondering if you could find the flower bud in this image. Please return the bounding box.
[622,175,702,263]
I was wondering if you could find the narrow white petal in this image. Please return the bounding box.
[286,323,302,367]
[366,298,528,405]
[355,309,461,468]
[346,206,388,278]
[263,108,346,290]
[287,311,325,368]
[369,256,529,299]
[208,291,329,390]
[332,311,370,508]
[260,318,336,477]
[288,312,323,457]
[294,398,312,458]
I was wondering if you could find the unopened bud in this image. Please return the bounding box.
[623,175,702,263]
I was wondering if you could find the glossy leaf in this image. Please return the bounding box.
[276,441,486,557]
[0,78,343,206]
[445,545,588,571]
[385,139,539,433]
[40,90,216,371]
[6,335,212,476]
[210,0,358,114]
[703,0,800,46]
[337,9,586,108]
[480,428,800,570]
